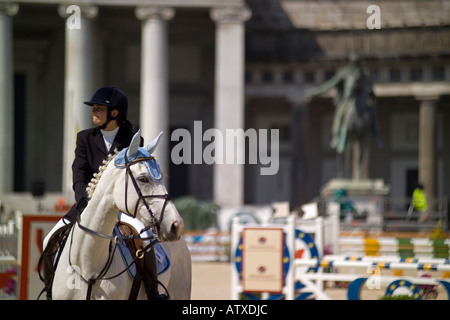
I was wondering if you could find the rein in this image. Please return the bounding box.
[69,155,171,300]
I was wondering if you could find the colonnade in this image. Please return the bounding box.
[0,3,250,207]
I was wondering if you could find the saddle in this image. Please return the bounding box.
[114,224,170,280]
[114,221,169,300]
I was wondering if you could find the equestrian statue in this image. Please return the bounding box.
[307,53,383,179]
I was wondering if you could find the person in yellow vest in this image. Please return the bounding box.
[413,184,427,211]
[407,183,429,222]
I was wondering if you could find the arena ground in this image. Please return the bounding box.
[191,262,232,300]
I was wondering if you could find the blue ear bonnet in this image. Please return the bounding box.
[114,147,163,182]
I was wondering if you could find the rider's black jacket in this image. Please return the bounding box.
[64,120,142,221]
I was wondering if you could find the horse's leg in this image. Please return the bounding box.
[330,109,340,148]
[331,98,348,149]
[343,138,352,176]
[352,140,361,179]
[337,153,345,178]
[369,106,383,148]
[357,134,372,179]
[51,229,81,299]
[337,126,347,155]
[161,239,192,300]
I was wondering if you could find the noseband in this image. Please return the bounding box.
[122,154,171,240]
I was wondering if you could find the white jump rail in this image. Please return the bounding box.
[317,255,450,264]
[295,256,450,272]
[294,272,449,300]
[338,236,450,258]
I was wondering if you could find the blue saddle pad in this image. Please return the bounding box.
[113,226,170,280]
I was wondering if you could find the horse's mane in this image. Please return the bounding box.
[86,149,119,199]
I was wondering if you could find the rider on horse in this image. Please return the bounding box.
[41,87,163,299]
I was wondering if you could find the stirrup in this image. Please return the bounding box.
[149,293,169,300]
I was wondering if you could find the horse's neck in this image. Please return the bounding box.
[72,168,118,278]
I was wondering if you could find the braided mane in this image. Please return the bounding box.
[86,149,119,199]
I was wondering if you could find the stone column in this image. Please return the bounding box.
[58,5,98,200]
[417,96,438,205]
[210,6,251,208]
[0,3,18,195]
[135,6,174,181]
[290,98,309,210]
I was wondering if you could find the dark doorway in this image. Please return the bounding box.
[169,126,189,198]
[14,73,26,192]
[406,168,418,198]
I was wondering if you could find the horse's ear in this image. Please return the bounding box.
[126,130,141,158]
[145,131,163,155]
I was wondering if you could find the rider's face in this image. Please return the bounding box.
[91,104,108,127]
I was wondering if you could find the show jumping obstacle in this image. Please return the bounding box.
[230,214,450,300]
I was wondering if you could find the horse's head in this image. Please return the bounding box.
[112,131,184,241]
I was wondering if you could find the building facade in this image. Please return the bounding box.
[1,0,449,215]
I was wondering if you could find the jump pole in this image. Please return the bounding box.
[295,257,450,272]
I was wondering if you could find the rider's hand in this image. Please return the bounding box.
[76,197,89,214]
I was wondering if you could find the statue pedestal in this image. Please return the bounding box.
[320,178,390,232]
[320,178,390,197]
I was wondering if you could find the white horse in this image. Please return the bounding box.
[51,131,191,300]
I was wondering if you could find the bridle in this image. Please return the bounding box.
[122,154,171,240]
[69,154,171,300]
[75,154,171,242]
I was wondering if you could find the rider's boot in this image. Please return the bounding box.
[43,217,72,249]
[143,247,169,300]
[43,198,87,250]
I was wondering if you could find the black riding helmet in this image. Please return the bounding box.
[84,86,128,129]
